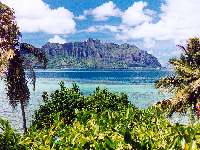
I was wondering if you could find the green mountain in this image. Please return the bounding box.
[31,38,162,69]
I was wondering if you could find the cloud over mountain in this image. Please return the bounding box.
[48,35,67,44]
[117,0,200,44]
[2,0,200,65]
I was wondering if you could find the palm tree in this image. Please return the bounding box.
[0,3,47,132]
[156,38,200,119]
[0,3,19,73]
[6,43,47,132]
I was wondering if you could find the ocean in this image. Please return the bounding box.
[0,69,173,131]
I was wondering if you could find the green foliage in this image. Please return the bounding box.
[44,54,129,69]
[1,84,200,149]
[156,38,200,117]
[28,83,200,149]
[32,82,130,129]
[22,106,200,150]
[0,118,24,150]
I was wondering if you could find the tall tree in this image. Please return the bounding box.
[0,3,47,132]
[156,38,200,119]
[0,3,19,73]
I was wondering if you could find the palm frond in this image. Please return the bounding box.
[20,43,47,69]
[156,38,200,117]
[155,76,183,92]
[169,58,199,78]
[19,43,48,91]
[6,52,30,108]
[23,62,36,91]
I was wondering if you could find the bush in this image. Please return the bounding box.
[22,106,200,149]
[21,82,200,149]
[0,118,24,150]
[1,82,200,149]
[32,82,130,128]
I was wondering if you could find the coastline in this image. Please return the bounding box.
[32,67,171,72]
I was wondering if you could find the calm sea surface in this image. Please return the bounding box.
[0,69,173,130]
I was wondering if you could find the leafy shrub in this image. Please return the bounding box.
[21,82,200,149]
[0,82,198,149]
[0,118,24,150]
[22,106,200,149]
[32,82,130,128]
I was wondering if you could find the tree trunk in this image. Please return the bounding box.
[20,101,27,133]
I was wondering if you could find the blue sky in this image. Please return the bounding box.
[2,0,200,65]
[22,0,164,45]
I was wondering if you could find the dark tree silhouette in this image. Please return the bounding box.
[0,3,47,132]
[0,3,20,73]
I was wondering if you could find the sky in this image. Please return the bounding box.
[1,0,200,66]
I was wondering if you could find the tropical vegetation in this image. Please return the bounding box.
[156,38,200,120]
[0,84,200,149]
[32,82,129,129]
[38,38,161,69]
[1,1,200,150]
[0,2,47,133]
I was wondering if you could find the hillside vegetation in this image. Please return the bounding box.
[32,38,161,69]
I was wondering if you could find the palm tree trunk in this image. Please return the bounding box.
[189,106,196,125]
[20,101,27,133]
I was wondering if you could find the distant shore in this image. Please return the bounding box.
[33,67,170,72]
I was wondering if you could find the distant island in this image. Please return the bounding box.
[25,38,162,69]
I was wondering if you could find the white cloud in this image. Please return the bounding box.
[102,25,119,32]
[48,35,66,44]
[82,26,99,33]
[117,0,200,43]
[1,0,76,34]
[121,1,152,27]
[143,38,156,49]
[84,1,121,21]
[81,25,120,33]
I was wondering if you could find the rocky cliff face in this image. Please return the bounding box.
[41,38,161,69]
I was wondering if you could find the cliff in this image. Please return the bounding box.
[40,38,161,69]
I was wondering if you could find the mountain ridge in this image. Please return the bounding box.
[33,38,162,69]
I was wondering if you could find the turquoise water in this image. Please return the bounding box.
[0,69,172,130]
